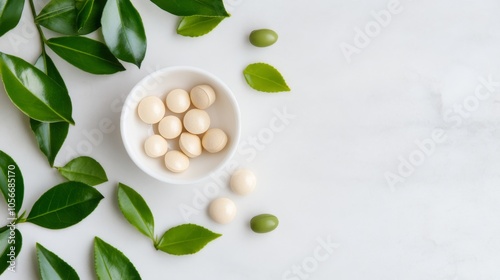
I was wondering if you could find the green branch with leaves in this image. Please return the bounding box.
[0,150,108,275]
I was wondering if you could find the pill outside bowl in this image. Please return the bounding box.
[120,66,241,184]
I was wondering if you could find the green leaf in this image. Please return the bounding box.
[150,0,229,17]
[0,0,25,36]
[76,0,106,34]
[243,63,291,93]
[94,237,141,280]
[31,53,69,167]
[101,0,147,67]
[56,156,108,186]
[177,16,225,37]
[35,53,67,89]
[29,120,69,167]
[75,0,86,9]
[26,181,104,229]
[117,183,154,240]
[0,52,74,124]
[46,36,125,75]
[36,243,80,280]
[155,224,221,255]
[0,150,24,214]
[35,0,78,35]
[0,226,22,275]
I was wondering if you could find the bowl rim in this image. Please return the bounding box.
[120,66,241,185]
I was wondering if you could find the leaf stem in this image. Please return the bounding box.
[153,236,159,249]
[17,211,27,223]
[28,0,47,52]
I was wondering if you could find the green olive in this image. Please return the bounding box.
[249,29,278,47]
[250,214,279,233]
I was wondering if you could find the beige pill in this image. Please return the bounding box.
[183,109,210,135]
[230,169,256,195]
[164,150,189,172]
[190,85,216,109]
[208,197,237,224]
[166,89,190,113]
[179,133,202,158]
[138,96,165,124]
[144,135,168,158]
[158,115,182,139]
[202,128,228,153]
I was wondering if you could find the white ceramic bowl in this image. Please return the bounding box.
[120,66,241,184]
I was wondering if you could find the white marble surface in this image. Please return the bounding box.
[2,0,500,279]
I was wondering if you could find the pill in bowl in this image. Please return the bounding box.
[120,67,241,185]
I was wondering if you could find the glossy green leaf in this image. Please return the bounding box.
[177,16,225,37]
[76,0,106,34]
[94,237,141,280]
[36,0,78,35]
[117,183,154,240]
[0,53,74,123]
[101,0,147,67]
[150,0,229,17]
[0,226,22,275]
[29,120,69,167]
[56,156,108,186]
[36,243,80,280]
[0,150,24,214]
[26,181,104,229]
[46,36,125,74]
[75,0,85,9]
[35,53,67,89]
[0,0,25,36]
[243,63,291,93]
[31,54,69,167]
[155,224,221,255]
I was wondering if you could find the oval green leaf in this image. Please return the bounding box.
[26,181,104,229]
[0,0,25,36]
[46,36,125,75]
[31,53,69,167]
[150,0,229,17]
[0,226,22,275]
[94,237,141,280]
[56,156,108,186]
[101,0,147,67]
[155,224,221,255]
[117,183,154,240]
[36,243,80,280]
[177,16,225,37]
[35,0,78,35]
[243,63,291,93]
[77,0,106,34]
[0,52,74,124]
[30,120,69,167]
[0,150,24,214]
